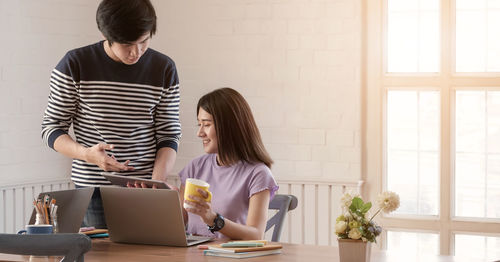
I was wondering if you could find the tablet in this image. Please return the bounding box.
[102,172,170,189]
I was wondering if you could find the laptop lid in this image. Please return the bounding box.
[29,187,94,233]
[100,187,212,247]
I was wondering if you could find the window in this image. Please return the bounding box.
[386,0,440,72]
[387,230,440,255]
[365,0,500,257]
[454,233,500,260]
[387,90,440,216]
[455,90,500,219]
[455,0,500,72]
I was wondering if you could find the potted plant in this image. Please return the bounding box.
[335,191,400,262]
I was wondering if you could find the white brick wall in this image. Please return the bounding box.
[153,0,362,182]
[0,0,362,187]
[0,0,102,186]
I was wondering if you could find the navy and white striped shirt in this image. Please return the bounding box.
[41,41,181,187]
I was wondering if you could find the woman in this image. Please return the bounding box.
[179,88,278,240]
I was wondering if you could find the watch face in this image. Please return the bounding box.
[216,218,224,228]
[208,214,225,233]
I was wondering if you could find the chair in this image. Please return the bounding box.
[265,194,298,242]
[0,233,92,262]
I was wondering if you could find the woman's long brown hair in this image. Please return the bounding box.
[197,88,273,168]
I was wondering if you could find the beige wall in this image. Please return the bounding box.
[0,0,362,185]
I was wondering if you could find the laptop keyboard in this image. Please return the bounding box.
[187,235,209,241]
[186,235,212,244]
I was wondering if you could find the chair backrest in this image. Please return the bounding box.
[0,233,92,262]
[265,194,298,242]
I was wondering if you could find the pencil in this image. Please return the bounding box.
[33,199,40,215]
[43,195,50,224]
[43,203,49,224]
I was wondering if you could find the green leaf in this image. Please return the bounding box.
[337,233,348,239]
[350,197,363,212]
[360,202,372,213]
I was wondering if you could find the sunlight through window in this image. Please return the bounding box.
[454,234,500,260]
[380,0,500,256]
[387,231,439,255]
[387,0,440,72]
[387,90,440,216]
[456,0,500,72]
[455,90,500,219]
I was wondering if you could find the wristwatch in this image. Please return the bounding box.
[207,213,225,233]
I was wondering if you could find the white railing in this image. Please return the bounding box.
[265,178,363,246]
[0,179,74,233]
[0,177,363,246]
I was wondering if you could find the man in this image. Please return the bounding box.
[41,0,181,228]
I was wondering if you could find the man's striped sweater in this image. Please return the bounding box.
[41,41,181,187]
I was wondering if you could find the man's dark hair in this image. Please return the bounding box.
[96,0,157,44]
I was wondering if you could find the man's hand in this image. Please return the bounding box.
[84,143,134,172]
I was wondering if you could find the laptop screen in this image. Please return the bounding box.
[29,187,94,233]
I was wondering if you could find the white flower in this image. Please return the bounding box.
[352,212,362,220]
[335,221,347,234]
[340,192,359,208]
[348,228,362,240]
[348,220,359,229]
[376,191,400,213]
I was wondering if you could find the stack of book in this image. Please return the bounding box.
[203,240,282,259]
[80,227,109,238]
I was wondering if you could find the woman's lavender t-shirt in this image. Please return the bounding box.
[178,154,279,238]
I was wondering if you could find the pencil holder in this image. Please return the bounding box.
[51,214,59,233]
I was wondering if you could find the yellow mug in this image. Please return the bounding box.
[183,178,212,209]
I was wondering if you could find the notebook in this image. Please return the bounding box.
[204,249,282,259]
[28,187,94,233]
[207,243,283,253]
[100,187,213,247]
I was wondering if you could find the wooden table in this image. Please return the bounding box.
[0,238,489,262]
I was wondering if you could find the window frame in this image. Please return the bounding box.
[364,0,500,256]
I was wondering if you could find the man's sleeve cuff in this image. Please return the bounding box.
[47,129,68,150]
[157,140,178,152]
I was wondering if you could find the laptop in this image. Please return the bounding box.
[29,187,94,233]
[100,187,213,247]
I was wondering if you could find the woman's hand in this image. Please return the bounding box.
[126,181,157,189]
[126,181,177,190]
[184,188,216,225]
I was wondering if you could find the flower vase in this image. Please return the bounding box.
[338,239,371,262]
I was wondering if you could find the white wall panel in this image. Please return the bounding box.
[0,180,74,233]
[303,184,317,244]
